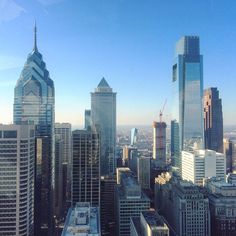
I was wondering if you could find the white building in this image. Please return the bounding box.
[182,149,226,185]
[0,124,35,236]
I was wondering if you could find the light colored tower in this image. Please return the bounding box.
[13,24,55,235]
[204,87,223,153]
[0,124,35,236]
[171,36,204,171]
[91,78,116,176]
[72,126,100,207]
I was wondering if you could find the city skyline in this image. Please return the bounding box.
[0,0,236,126]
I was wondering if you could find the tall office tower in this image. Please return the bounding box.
[61,202,100,236]
[13,25,55,235]
[54,137,63,219]
[72,126,100,207]
[172,36,204,170]
[204,87,223,153]
[0,124,35,236]
[155,173,210,236]
[182,149,226,185]
[84,109,92,129]
[100,176,116,236]
[137,156,150,189]
[153,121,167,168]
[130,210,169,236]
[91,78,116,176]
[223,138,236,173]
[204,177,236,236]
[55,123,72,207]
[130,128,138,146]
[115,170,150,236]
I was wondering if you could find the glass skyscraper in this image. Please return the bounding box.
[13,25,55,236]
[171,36,204,170]
[91,78,116,176]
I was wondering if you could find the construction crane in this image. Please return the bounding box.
[159,99,167,123]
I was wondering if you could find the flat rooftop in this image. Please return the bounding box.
[61,203,100,236]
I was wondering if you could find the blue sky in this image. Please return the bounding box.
[0,0,235,126]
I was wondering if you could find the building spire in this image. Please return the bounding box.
[33,20,38,52]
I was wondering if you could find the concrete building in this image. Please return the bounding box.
[204,176,236,236]
[171,36,204,171]
[130,210,169,236]
[0,124,35,236]
[61,202,100,236]
[122,145,137,167]
[204,88,223,153]
[13,24,55,235]
[72,126,100,207]
[153,121,167,168]
[155,173,210,236]
[137,156,150,189]
[91,78,116,176]
[115,170,150,236]
[182,149,226,185]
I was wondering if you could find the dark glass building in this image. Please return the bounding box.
[72,126,100,207]
[204,87,223,153]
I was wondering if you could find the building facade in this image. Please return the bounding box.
[0,124,35,236]
[55,123,72,208]
[130,128,138,146]
[155,173,211,236]
[137,156,150,189]
[91,78,116,176]
[115,170,150,236]
[204,176,236,236]
[153,121,167,168]
[13,25,55,235]
[204,87,223,153]
[182,149,226,185]
[72,126,100,207]
[171,36,204,171]
[223,138,236,173]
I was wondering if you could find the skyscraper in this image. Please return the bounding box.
[13,24,55,235]
[72,126,100,207]
[0,124,35,236]
[130,128,138,146]
[153,121,167,168]
[204,87,223,153]
[91,78,116,176]
[172,36,204,170]
[55,123,72,207]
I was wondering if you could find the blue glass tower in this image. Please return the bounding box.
[171,36,204,170]
[13,24,55,236]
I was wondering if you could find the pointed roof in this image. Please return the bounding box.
[33,21,38,52]
[97,77,110,88]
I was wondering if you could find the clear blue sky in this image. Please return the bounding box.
[0,0,235,126]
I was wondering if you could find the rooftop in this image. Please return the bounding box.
[61,202,100,236]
